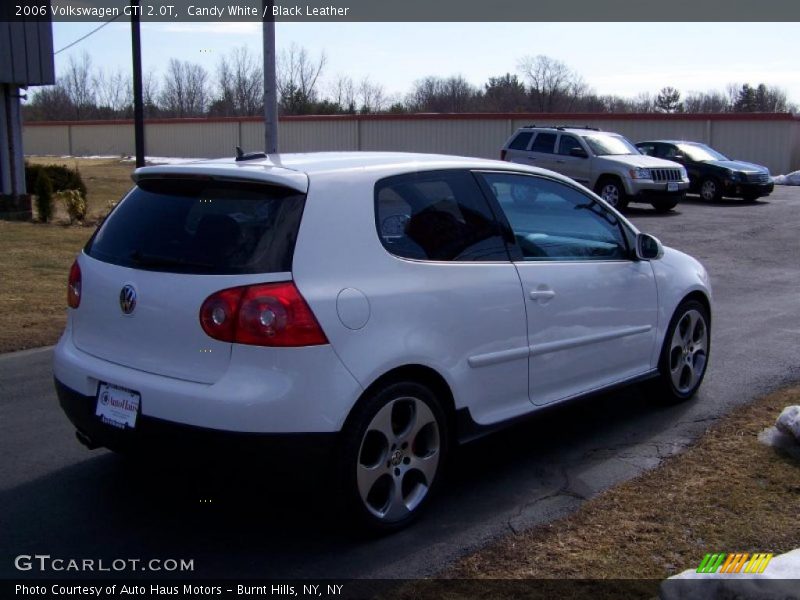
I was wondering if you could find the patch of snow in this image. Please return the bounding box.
[774,170,800,185]
[661,548,800,600]
[758,426,800,460]
[121,156,199,165]
[776,405,800,441]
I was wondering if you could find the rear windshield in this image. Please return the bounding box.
[86,178,306,274]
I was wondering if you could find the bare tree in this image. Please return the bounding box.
[215,46,263,116]
[143,71,160,117]
[61,52,96,119]
[160,59,210,117]
[277,43,327,114]
[94,68,132,114]
[357,77,386,113]
[517,55,586,112]
[331,74,357,113]
[408,75,477,112]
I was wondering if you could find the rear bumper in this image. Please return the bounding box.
[53,326,363,434]
[55,378,338,463]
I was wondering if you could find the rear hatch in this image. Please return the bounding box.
[73,173,307,384]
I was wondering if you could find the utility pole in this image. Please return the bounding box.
[262,0,278,153]
[131,0,145,168]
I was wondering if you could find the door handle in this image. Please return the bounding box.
[529,289,556,301]
[527,156,536,160]
[555,160,565,164]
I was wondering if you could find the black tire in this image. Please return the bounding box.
[339,380,449,533]
[651,199,679,213]
[651,300,711,404]
[699,178,722,202]
[595,177,629,210]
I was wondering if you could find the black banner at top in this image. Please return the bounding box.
[4,0,800,22]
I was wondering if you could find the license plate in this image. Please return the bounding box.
[96,383,140,430]
[667,182,679,192]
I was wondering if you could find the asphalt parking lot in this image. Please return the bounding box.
[1,187,799,580]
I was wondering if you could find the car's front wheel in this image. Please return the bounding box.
[652,300,710,403]
[700,178,722,201]
[596,177,629,210]
[340,381,448,532]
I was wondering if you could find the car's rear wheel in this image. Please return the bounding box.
[596,177,628,210]
[340,381,448,532]
[651,300,710,403]
[700,178,722,202]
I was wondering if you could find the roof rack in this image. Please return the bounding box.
[235,146,268,161]
[554,125,600,131]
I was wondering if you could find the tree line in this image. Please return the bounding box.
[23,48,797,121]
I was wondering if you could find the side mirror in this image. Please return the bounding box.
[636,233,663,261]
[569,147,588,159]
[672,154,685,161]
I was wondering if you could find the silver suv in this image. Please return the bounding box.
[501,126,690,211]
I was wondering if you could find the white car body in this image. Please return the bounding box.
[54,152,711,528]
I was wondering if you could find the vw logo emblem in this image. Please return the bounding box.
[119,285,137,315]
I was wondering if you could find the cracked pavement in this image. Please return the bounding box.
[2,188,800,579]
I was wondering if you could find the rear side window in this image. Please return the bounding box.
[86,179,306,274]
[531,133,556,153]
[508,131,533,150]
[375,170,508,262]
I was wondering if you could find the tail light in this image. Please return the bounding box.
[199,282,328,347]
[500,149,507,161]
[67,260,82,309]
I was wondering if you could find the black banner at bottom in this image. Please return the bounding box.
[5,578,800,600]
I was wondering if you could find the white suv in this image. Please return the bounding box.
[54,152,711,531]
[501,126,690,211]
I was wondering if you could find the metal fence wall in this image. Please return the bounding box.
[23,113,800,175]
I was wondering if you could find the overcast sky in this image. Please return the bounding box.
[51,22,800,104]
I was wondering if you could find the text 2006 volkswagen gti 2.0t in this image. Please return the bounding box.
[54,151,712,531]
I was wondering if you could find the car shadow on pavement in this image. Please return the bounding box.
[0,385,698,579]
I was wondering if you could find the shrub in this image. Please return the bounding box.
[25,162,87,199]
[34,170,54,223]
[57,189,87,224]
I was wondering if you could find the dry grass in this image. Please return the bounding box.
[0,157,136,353]
[444,387,800,582]
[0,221,94,352]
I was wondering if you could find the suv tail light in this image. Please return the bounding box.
[67,260,81,309]
[500,149,507,161]
[200,282,328,347]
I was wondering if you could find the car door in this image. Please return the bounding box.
[476,171,659,406]
[526,132,558,171]
[504,131,534,164]
[554,134,592,188]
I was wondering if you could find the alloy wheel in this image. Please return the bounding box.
[668,309,709,394]
[356,396,440,523]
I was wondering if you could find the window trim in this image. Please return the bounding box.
[373,169,514,264]
[472,169,636,264]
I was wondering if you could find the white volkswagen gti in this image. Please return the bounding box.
[54,152,712,531]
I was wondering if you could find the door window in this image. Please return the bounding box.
[375,170,508,262]
[557,135,583,156]
[509,131,533,150]
[478,172,629,261]
[530,133,557,154]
